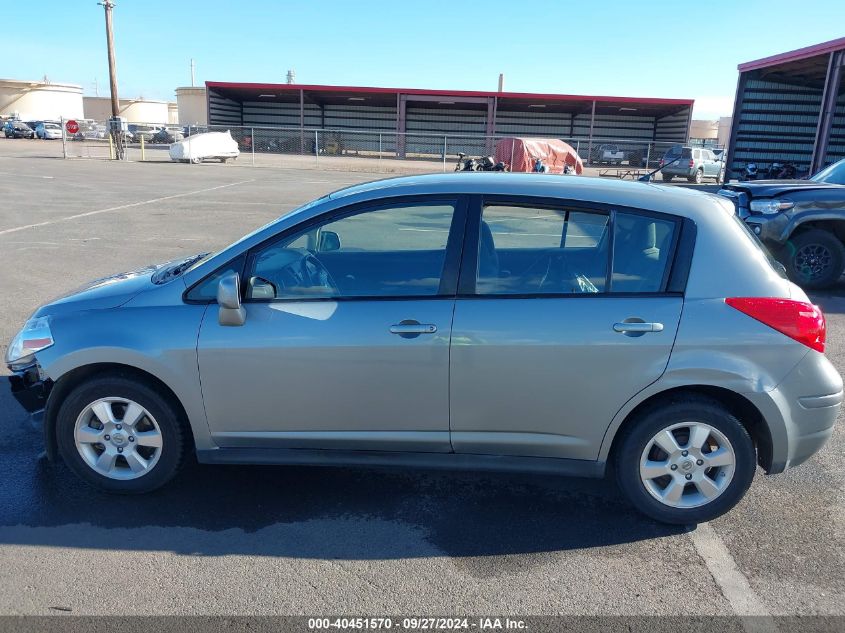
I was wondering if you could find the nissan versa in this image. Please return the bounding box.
[6,174,842,524]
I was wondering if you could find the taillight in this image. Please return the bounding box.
[689,159,695,168]
[725,298,826,353]
[659,159,665,167]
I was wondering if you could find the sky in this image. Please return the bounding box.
[2,0,844,120]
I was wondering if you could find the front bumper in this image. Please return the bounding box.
[743,213,792,247]
[8,362,52,414]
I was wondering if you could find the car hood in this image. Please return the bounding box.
[722,180,844,198]
[34,260,179,317]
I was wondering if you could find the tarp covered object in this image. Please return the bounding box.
[169,131,240,162]
[495,137,584,174]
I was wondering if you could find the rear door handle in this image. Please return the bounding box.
[390,322,437,335]
[613,322,664,333]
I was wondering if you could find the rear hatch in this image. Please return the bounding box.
[662,147,691,171]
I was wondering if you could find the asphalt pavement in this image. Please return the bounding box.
[0,140,842,619]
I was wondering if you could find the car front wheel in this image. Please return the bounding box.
[614,396,756,524]
[56,375,188,493]
[785,229,845,290]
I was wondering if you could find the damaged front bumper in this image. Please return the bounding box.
[8,361,52,416]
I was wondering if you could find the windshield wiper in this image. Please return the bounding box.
[153,253,210,284]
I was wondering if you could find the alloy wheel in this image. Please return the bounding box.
[74,397,163,480]
[794,243,833,282]
[639,422,736,508]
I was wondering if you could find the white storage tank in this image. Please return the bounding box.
[0,78,84,120]
[83,96,169,124]
[175,86,207,125]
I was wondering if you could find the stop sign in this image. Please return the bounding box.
[65,120,79,135]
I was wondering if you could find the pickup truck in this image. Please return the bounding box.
[595,144,625,165]
[717,158,845,289]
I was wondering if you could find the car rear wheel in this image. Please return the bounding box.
[689,169,703,184]
[614,396,756,524]
[56,375,188,493]
[785,229,845,290]
[190,157,202,164]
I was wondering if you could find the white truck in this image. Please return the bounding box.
[596,144,625,165]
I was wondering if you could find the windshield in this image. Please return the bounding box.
[811,159,845,185]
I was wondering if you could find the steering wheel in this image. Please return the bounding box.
[254,249,340,298]
[297,251,340,296]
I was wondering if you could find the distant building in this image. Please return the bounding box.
[204,81,694,159]
[175,86,207,125]
[82,96,174,124]
[688,117,733,149]
[726,36,845,177]
[0,78,83,120]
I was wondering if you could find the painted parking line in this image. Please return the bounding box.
[688,523,776,632]
[0,180,255,237]
[0,171,54,179]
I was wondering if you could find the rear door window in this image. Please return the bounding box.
[472,202,679,295]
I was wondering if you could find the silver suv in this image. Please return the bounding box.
[660,146,724,184]
[7,174,841,524]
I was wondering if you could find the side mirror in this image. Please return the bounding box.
[318,230,341,252]
[217,272,246,326]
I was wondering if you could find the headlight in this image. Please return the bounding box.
[749,199,794,215]
[5,316,54,369]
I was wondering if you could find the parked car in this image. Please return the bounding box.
[25,121,43,136]
[36,122,63,139]
[718,157,845,288]
[150,127,185,144]
[169,130,239,164]
[595,144,625,165]
[7,174,840,524]
[127,124,162,144]
[659,146,723,183]
[4,121,35,138]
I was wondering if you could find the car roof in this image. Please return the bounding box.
[325,172,726,221]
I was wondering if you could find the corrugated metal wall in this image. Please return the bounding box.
[241,101,320,128]
[206,92,692,159]
[207,89,241,126]
[824,86,845,165]
[729,78,823,174]
[495,110,572,138]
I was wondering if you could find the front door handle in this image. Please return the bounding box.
[390,321,437,338]
[613,321,664,333]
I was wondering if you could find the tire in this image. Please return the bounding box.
[662,174,673,182]
[55,375,188,494]
[785,229,845,290]
[689,169,703,184]
[614,395,756,524]
[190,157,201,164]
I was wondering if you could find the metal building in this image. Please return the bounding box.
[205,82,693,163]
[725,37,845,178]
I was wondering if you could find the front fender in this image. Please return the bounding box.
[33,304,216,451]
[778,204,845,243]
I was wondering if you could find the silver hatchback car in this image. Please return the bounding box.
[7,174,841,524]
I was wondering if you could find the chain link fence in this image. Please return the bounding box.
[56,120,720,179]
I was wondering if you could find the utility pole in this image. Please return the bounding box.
[190,58,196,87]
[99,0,124,158]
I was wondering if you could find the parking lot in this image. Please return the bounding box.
[0,145,843,619]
